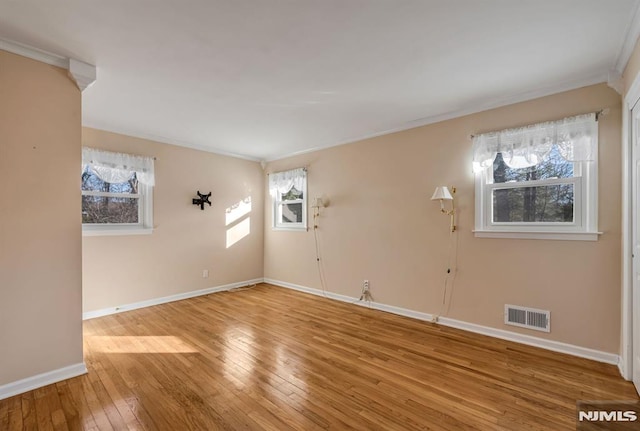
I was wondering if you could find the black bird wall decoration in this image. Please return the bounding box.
[192,191,212,210]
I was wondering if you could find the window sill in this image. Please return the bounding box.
[272,226,308,232]
[473,230,602,241]
[82,227,154,237]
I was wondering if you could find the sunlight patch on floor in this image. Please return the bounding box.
[222,327,256,387]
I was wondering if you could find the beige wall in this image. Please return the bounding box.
[82,128,264,312]
[265,83,622,353]
[0,51,83,385]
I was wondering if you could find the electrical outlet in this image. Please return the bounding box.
[202,269,209,278]
[360,280,373,303]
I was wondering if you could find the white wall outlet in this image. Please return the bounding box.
[202,269,209,278]
[363,280,369,291]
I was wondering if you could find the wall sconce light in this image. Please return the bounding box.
[431,186,456,232]
[311,197,328,230]
[311,197,327,209]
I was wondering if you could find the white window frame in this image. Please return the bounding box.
[271,169,307,231]
[82,182,153,236]
[81,148,154,237]
[474,129,600,241]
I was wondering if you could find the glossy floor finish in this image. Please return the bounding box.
[1,283,637,430]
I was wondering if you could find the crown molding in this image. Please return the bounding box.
[607,69,624,95]
[0,38,96,92]
[614,1,640,74]
[0,38,68,68]
[81,123,262,162]
[265,71,608,162]
[68,58,96,91]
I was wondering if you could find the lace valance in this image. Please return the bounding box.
[82,147,155,186]
[472,113,597,171]
[268,168,306,195]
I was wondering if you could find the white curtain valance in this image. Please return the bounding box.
[472,113,597,171]
[82,147,155,186]
[268,168,306,195]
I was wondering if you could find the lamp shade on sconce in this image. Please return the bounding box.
[431,186,456,232]
[431,186,453,201]
[311,197,325,208]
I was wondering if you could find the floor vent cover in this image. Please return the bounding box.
[504,304,550,332]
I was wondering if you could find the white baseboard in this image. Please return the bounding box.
[0,362,87,401]
[618,361,627,379]
[264,278,438,322]
[264,278,620,366]
[264,278,357,304]
[83,278,264,320]
[437,316,619,365]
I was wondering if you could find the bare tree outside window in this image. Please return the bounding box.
[492,146,574,223]
[81,166,139,224]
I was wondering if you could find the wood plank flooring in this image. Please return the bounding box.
[1,283,637,430]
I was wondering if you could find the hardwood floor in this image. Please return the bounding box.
[1,283,637,430]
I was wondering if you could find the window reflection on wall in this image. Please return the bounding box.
[226,197,252,248]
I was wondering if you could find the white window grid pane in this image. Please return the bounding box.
[273,185,307,230]
[276,199,304,225]
[489,180,578,226]
[473,119,597,239]
[82,195,142,225]
[82,184,151,229]
[482,176,584,230]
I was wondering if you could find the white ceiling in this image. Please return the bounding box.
[0,1,638,161]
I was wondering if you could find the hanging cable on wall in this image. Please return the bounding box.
[439,226,459,318]
[430,186,459,322]
[312,197,329,297]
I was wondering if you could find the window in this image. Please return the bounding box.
[269,167,307,230]
[473,113,598,240]
[82,147,154,236]
[82,167,141,224]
